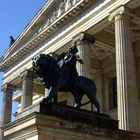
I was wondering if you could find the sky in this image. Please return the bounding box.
[0,0,47,121]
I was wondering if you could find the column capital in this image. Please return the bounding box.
[72,32,95,45]
[1,83,16,92]
[108,6,129,21]
[20,70,34,80]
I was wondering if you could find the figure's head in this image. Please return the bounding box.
[33,54,45,67]
[68,44,78,55]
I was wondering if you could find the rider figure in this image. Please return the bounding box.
[57,42,84,85]
[60,42,83,65]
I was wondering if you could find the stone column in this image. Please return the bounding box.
[109,7,140,132]
[20,70,34,111]
[103,75,110,112]
[74,32,95,77]
[0,84,15,140]
[73,32,95,110]
[45,88,49,97]
[95,72,103,113]
[1,84,15,125]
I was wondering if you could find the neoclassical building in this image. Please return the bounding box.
[1,0,140,139]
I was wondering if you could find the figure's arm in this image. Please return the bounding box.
[77,58,84,64]
[64,54,73,63]
[65,53,84,64]
[76,55,84,64]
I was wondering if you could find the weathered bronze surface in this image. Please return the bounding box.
[33,43,100,113]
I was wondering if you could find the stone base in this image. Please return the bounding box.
[2,103,140,140]
[40,102,118,129]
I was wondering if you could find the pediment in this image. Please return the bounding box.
[0,0,98,71]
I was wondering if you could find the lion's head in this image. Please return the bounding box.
[32,54,48,78]
[32,53,59,78]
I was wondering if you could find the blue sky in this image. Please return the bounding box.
[0,0,46,121]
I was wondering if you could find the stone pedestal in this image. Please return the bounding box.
[20,70,34,111]
[2,103,140,140]
[40,103,118,129]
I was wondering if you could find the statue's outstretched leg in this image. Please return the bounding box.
[91,97,100,113]
[72,92,83,109]
[74,103,81,109]
[44,84,60,103]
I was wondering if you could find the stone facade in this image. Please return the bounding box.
[1,0,140,139]
[3,112,140,140]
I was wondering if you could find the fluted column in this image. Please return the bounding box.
[74,32,95,78]
[109,7,140,132]
[1,84,15,125]
[1,84,15,140]
[20,70,34,111]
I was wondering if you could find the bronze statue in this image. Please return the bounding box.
[32,43,100,113]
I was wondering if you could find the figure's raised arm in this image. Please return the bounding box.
[76,54,84,64]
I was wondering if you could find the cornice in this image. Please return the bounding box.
[0,0,96,72]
